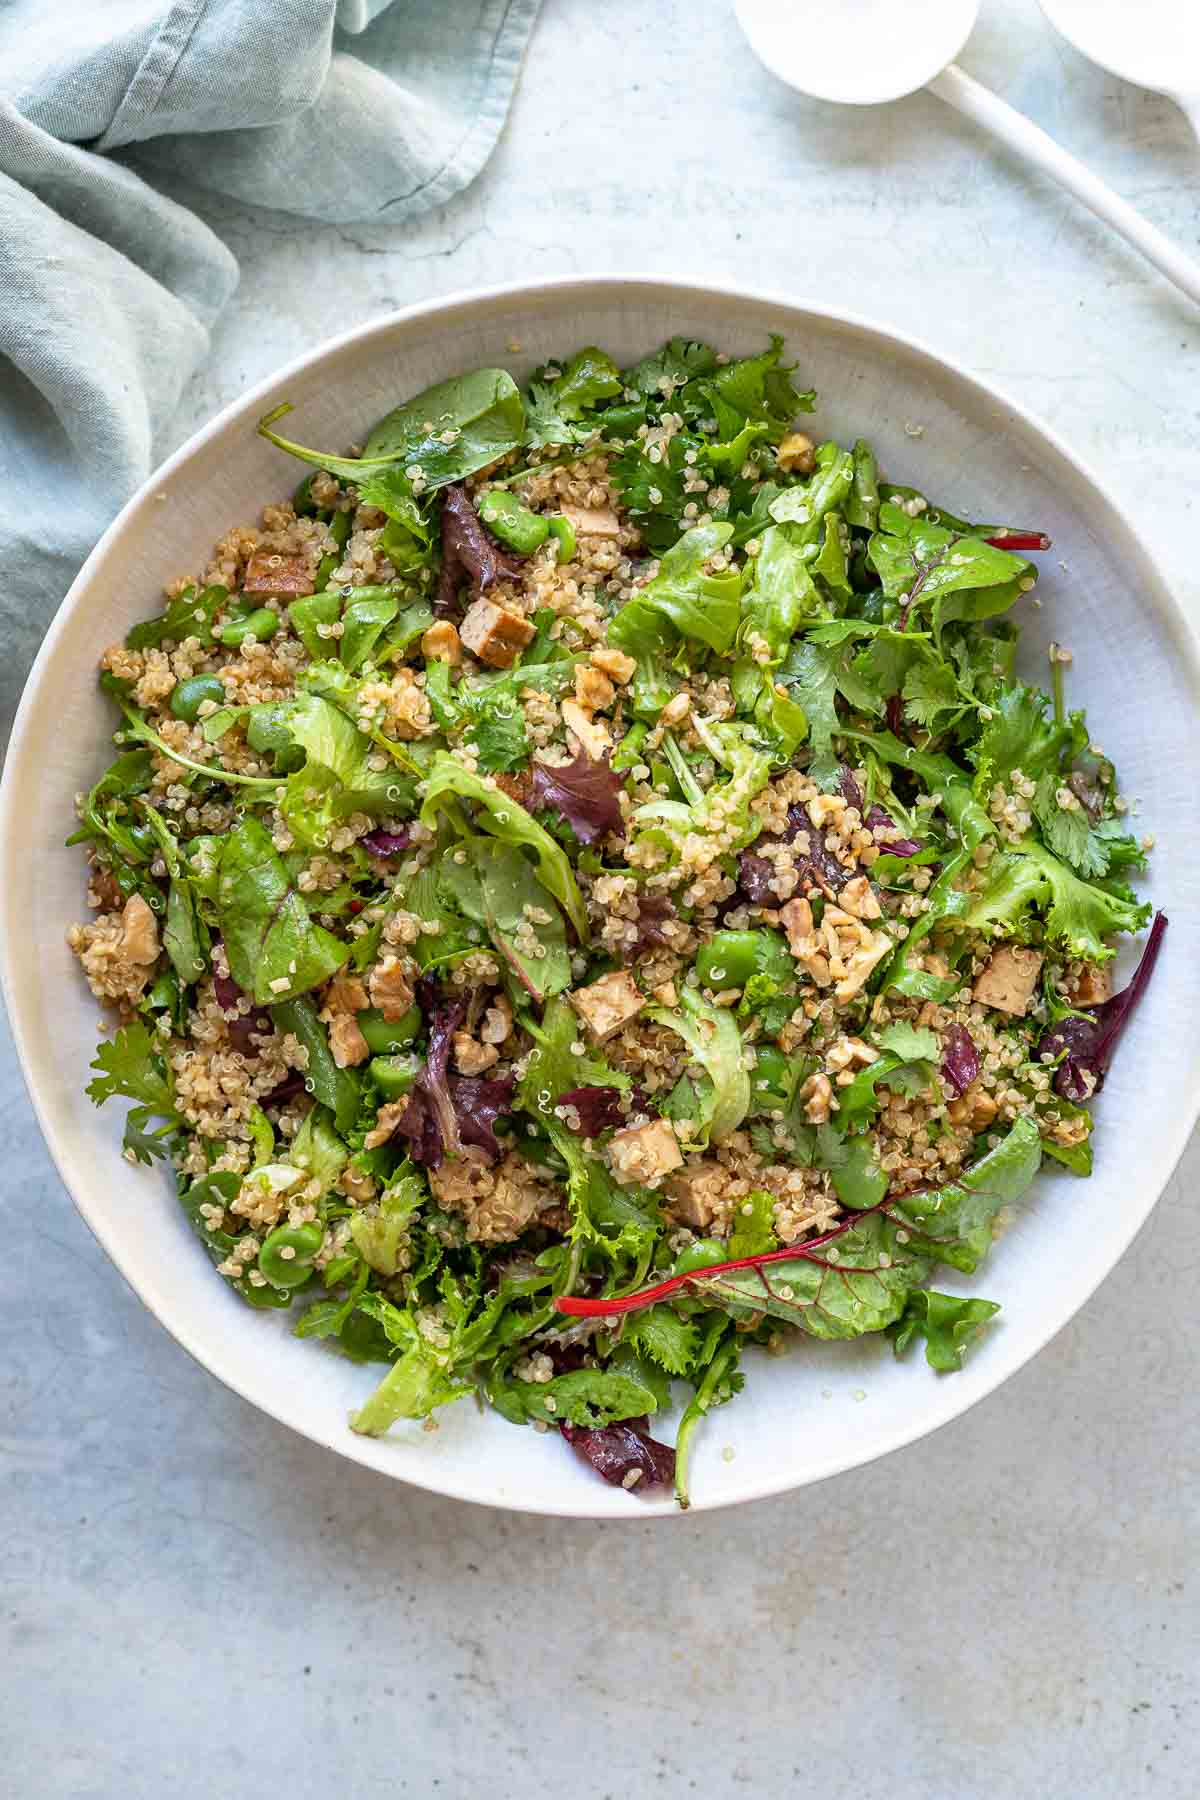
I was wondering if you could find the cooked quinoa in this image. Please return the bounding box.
[70,338,1165,1506]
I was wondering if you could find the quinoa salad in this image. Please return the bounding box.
[69,337,1166,1505]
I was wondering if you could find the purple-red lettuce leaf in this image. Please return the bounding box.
[531,752,624,845]
[452,1073,516,1160]
[865,804,922,857]
[436,483,526,615]
[558,1085,624,1136]
[941,1023,980,1097]
[213,967,271,1053]
[633,893,677,952]
[361,827,412,857]
[1039,911,1168,1102]
[561,1416,675,1495]
[394,995,467,1167]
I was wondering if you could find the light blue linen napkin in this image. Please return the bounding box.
[0,0,540,737]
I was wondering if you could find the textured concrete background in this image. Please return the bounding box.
[3,2,1198,1794]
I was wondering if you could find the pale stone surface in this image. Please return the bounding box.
[3,2,1198,1793]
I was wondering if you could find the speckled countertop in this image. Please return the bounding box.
[4,2,1198,1794]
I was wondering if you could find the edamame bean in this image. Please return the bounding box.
[673,1238,728,1277]
[258,1222,324,1289]
[170,673,226,723]
[357,1007,421,1056]
[695,929,794,991]
[217,607,279,647]
[748,1045,794,1115]
[477,489,550,554]
[369,1052,421,1101]
[545,514,576,564]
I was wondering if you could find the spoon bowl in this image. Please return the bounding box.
[735,0,978,106]
[1037,0,1200,136]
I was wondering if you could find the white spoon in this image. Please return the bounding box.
[1037,0,1200,143]
[736,0,1200,306]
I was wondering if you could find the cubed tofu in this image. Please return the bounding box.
[973,945,1043,1016]
[558,502,623,539]
[460,596,535,669]
[242,550,314,598]
[664,1161,722,1230]
[608,1118,684,1188]
[569,970,645,1041]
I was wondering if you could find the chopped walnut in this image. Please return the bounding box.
[574,664,615,711]
[591,645,637,684]
[837,875,881,921]
[452,1030,500,1075]
[480,993,513,1046]
[420,620,461,665]
[946,1083,999,1132]
[367,954,414,1021]
[561,698,612,760]
[776,432,815,474]
[328,1012,369,1068]
[800,1072,833,1124]
[120,894,160,965]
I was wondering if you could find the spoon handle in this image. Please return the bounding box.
[929,63,1200,306]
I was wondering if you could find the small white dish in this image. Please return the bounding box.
[4,276,1198,1516]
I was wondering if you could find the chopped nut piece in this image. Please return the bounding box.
[837,875,881,921]
[557,502,622,539]
[591,645,637,684]
[807,793,846,829]
[480,994,513,1045]
[430,1150,557,1244]
[460,596,535,669]
[946,1083,999,1132]
[1068,963,1112,1008]
[364,1099,408,1150]
[367,955,414,1021]
[452,1030,500,1075]
[651,980,678,1006]
[800,1072,833,1124]
[328,1012,369,1068]
[242,550,313,598]
[608,1118,683,1187]
[324,973,369,1014]
[420,620,461,665]
[561,698,612,760]
[660,693,691,727]
[569,969,645,1040]
[973,945,1043,1016]
[776,432,815,474]
[120,894,160,965]
[574,664,616,710]
[780,896,832,987]
[825,1035,878,1073]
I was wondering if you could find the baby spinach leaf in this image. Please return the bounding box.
[439,839,570,1002]
[420,752,589,941]
[217,816,348,1004]
[269,995,360,1133]
[890,1289,1002,1370]
[289,591,341,659]
[127,583,227,652]
[338,588,399,671]
[523,346,622,448]
[259,369,525,493]
[609,522,742,656]
[868,503,1032,628]
[889,1115,1042,1273]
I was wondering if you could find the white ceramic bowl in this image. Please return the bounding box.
[4,277,1197,1518]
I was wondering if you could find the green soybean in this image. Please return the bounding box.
[695,930,794,990]
[217,607,279,647]
[170,674,227,723]
[258,1222,324,1289]
[673,1238,728,1277]
[357,1007,421,1056]
[611,721,647,772]
[478,489,549,554]
[545,514,576,564]
[369,1052,421,1101]
[748,1045,795,1114]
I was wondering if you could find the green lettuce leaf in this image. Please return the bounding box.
[646,988,750,1146]
[217,816,348,1004]
[608,522,742,657]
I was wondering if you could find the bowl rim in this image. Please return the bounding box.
[4,272,1198,1518]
